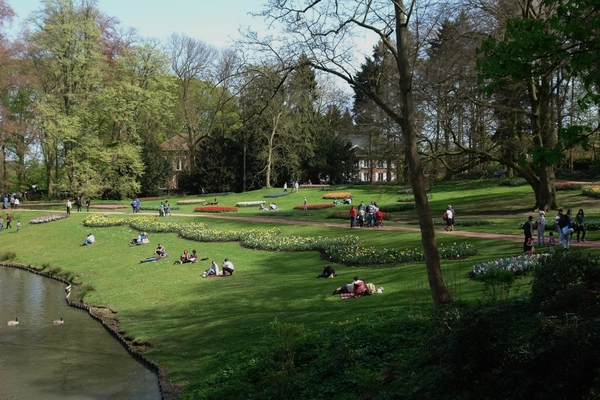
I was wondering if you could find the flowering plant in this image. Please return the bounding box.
[236,201,265,207]
[263,192,291,198]
[29,214,69,224]
[194,206,238,213]
[470,253,549,278]
[89,204,128,209]
[177,199,207,205]
[555,183,582,191]
[322,192,352,199]
[582,186,600,198]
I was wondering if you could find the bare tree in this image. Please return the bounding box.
[251,0,450,306]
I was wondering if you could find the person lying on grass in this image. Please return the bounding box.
[81,233,96,246]
[332,276,366,295]
[140,253,169,263]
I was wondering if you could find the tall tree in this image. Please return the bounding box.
[253,0,451,306]
[477,0,600,210]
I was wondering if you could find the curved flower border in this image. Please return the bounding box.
[83,214,476,266]
[30,214,69,224]
[193,206,238,213]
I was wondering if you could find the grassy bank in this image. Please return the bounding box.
[2,179,598,398]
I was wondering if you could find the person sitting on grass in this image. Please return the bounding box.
[182,249,198,264]
[317,264,336,278]
[332,276,366,295]
[81,233,96,246]
[130,232,148,246]
[155,244,166,257]
[174,250,189,264]
[202,261,220,277]
[222,258,234,275]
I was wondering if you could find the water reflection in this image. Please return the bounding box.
[0,267,161,399]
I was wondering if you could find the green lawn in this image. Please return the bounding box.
[1,179,598,397]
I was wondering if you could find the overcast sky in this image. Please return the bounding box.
[8,0,267,47]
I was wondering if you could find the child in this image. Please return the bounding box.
[548,231,555,253]
[16,221,21,232]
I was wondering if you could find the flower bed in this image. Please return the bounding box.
[263,192,291,198]
[555,183,583,191]
[177,199,206,205]
[236,201,265,207]
[29,214,69,224]
[322,192,352,199]
[82,214,477,266]
[89,204,128,209]
[293,203,336,210]
[582,186,600,198]
[194,206,238,213]
[470,253,548,278]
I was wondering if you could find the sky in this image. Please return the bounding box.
[8,0,267,47]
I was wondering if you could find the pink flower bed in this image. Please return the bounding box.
[194,206,238,213]
[89,205,128,209]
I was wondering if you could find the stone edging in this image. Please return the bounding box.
[0,262,176,400]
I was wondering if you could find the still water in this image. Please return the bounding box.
[0,267,161,399]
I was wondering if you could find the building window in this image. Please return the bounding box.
[175,158,183,171]
[377,173,385,181]
[362,172,370,181]
[376,160,386,169]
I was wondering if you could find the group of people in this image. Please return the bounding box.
[2,193,19,209]
[129,232,149,246]
[348,201,384,228]
[66,197,91,214]
[201,258,235,277]
[525,207,587,252]
[283,181,300,193]
[159,200,171,217]
[258,202,278,210]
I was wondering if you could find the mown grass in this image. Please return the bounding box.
[2,179,598,397]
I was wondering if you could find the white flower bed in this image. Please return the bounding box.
[235,201,265,207]
[29,214,69,224]
[176,199,206,205]
[471,253,549,276]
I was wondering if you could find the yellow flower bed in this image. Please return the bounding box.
[322,192,352,199]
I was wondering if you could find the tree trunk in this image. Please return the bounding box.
[395,3,450,306]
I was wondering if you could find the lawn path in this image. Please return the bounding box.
[18,208,599,249]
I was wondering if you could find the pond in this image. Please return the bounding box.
[0,266,161,399]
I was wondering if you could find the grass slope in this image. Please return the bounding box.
[1,179,597,397]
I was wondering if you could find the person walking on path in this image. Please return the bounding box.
[66,199,72,215]
[303,197,307,210]
[6,213,12,229]
[0,216,3,231]
[523,215,534,252]
[536,210,546,246]
[349,205,357,228]
[85,197,91,212]
[575,208,586,242]
[444,205,454,231]
[75,197,82,212]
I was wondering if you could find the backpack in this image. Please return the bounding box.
[442,212,448,221]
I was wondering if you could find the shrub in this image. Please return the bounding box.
[581,186,600,198]
[193,206,238,213]
[555,183,582,191]
[0,251,16,261]
[531,252,600,315]
[499,177,527,186]
[378,203,416,212]
[322,192,352,199]
[263,191,291,198]
[322,184,353,191]
[326,211,350,220]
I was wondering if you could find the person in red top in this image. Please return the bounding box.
[348,205,357,228]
